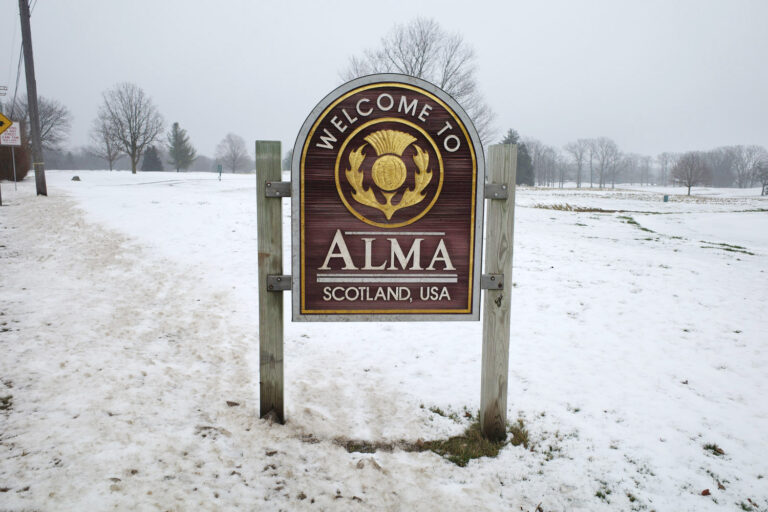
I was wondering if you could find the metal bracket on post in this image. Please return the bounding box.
[484,183,508,200]
[266,274,292,291]
[265,181,291,197]
[481,273,504,290]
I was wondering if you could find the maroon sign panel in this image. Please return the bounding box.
[292,75,484,321]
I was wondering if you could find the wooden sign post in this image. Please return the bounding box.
[480,144,517,441]
[256,140,285,423]
[256,75,518,439]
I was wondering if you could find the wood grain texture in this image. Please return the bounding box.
[256,140,284,422]
[480,144,517,441]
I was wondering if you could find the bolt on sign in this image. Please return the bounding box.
[292,74,485,321]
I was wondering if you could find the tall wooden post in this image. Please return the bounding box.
[18,0,46,196]
[256,140,284,423]
[480,144,517,441]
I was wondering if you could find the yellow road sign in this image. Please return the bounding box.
[0,112,12,136]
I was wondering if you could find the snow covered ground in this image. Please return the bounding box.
[1,171,766,511]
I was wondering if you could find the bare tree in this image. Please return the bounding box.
[622,153,639,185]
[621,153,652,185]
[9,95,72,149]
[732,145,767,188]
[341,17,496,144]
[639,155,652,185]
[656,152,676,186]
[672,151,711,195]
[539,146,559,187]
[98,83,164,174]
[703,147,736,187]
[593,137,620,189]
[215,133,248,172]
[87,111,121,171]
[608,151,626,189]
[555,152,570,188]
[756,159,768,196]
[587,139,597,188]
[564,139,589,188]
[526,144,563,188]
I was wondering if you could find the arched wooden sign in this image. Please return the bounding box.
[292,74,485,321]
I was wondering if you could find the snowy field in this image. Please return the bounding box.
[1,171,767,511]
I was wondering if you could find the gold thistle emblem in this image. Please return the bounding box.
[345,129,433,220]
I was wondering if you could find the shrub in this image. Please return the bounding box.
[0,145,31,181]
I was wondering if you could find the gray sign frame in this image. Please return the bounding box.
[291,73,486,322]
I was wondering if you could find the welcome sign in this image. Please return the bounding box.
[291,74,485,321]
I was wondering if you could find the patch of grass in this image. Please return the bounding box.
[703,443,725,456]
[618,215,638,225]
[508,418,530,449]
[339,417,530,468]
[701,241,748,250]
[0,395,12,411]
[595,486,612,502]
[618,215,656,233]
[543,443,563,461]
[720,247,754,255]
[419,421,507,467]
[532,203,619,213]
[428,406,461,423]
[739,501,754,511]
[341,440,384,454]
[428,405,446,416]
[700,246,754,256]
[699,241,754,255]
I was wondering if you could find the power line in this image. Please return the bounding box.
[10,47,23,119]
[7,0,37,118]
[5,7,19,89]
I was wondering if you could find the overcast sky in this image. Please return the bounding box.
[1,0,766,158]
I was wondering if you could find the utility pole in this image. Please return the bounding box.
[18,0,46,196]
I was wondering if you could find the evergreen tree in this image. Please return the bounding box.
[282,148,293,171]
[502,129,534,185]
[166,122,197,172]
[141,146,164,172]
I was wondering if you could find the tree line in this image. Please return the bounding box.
[503,129,767,195]
[1,84,254,177]
[341,17,768,196]
[4,16,766,195]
